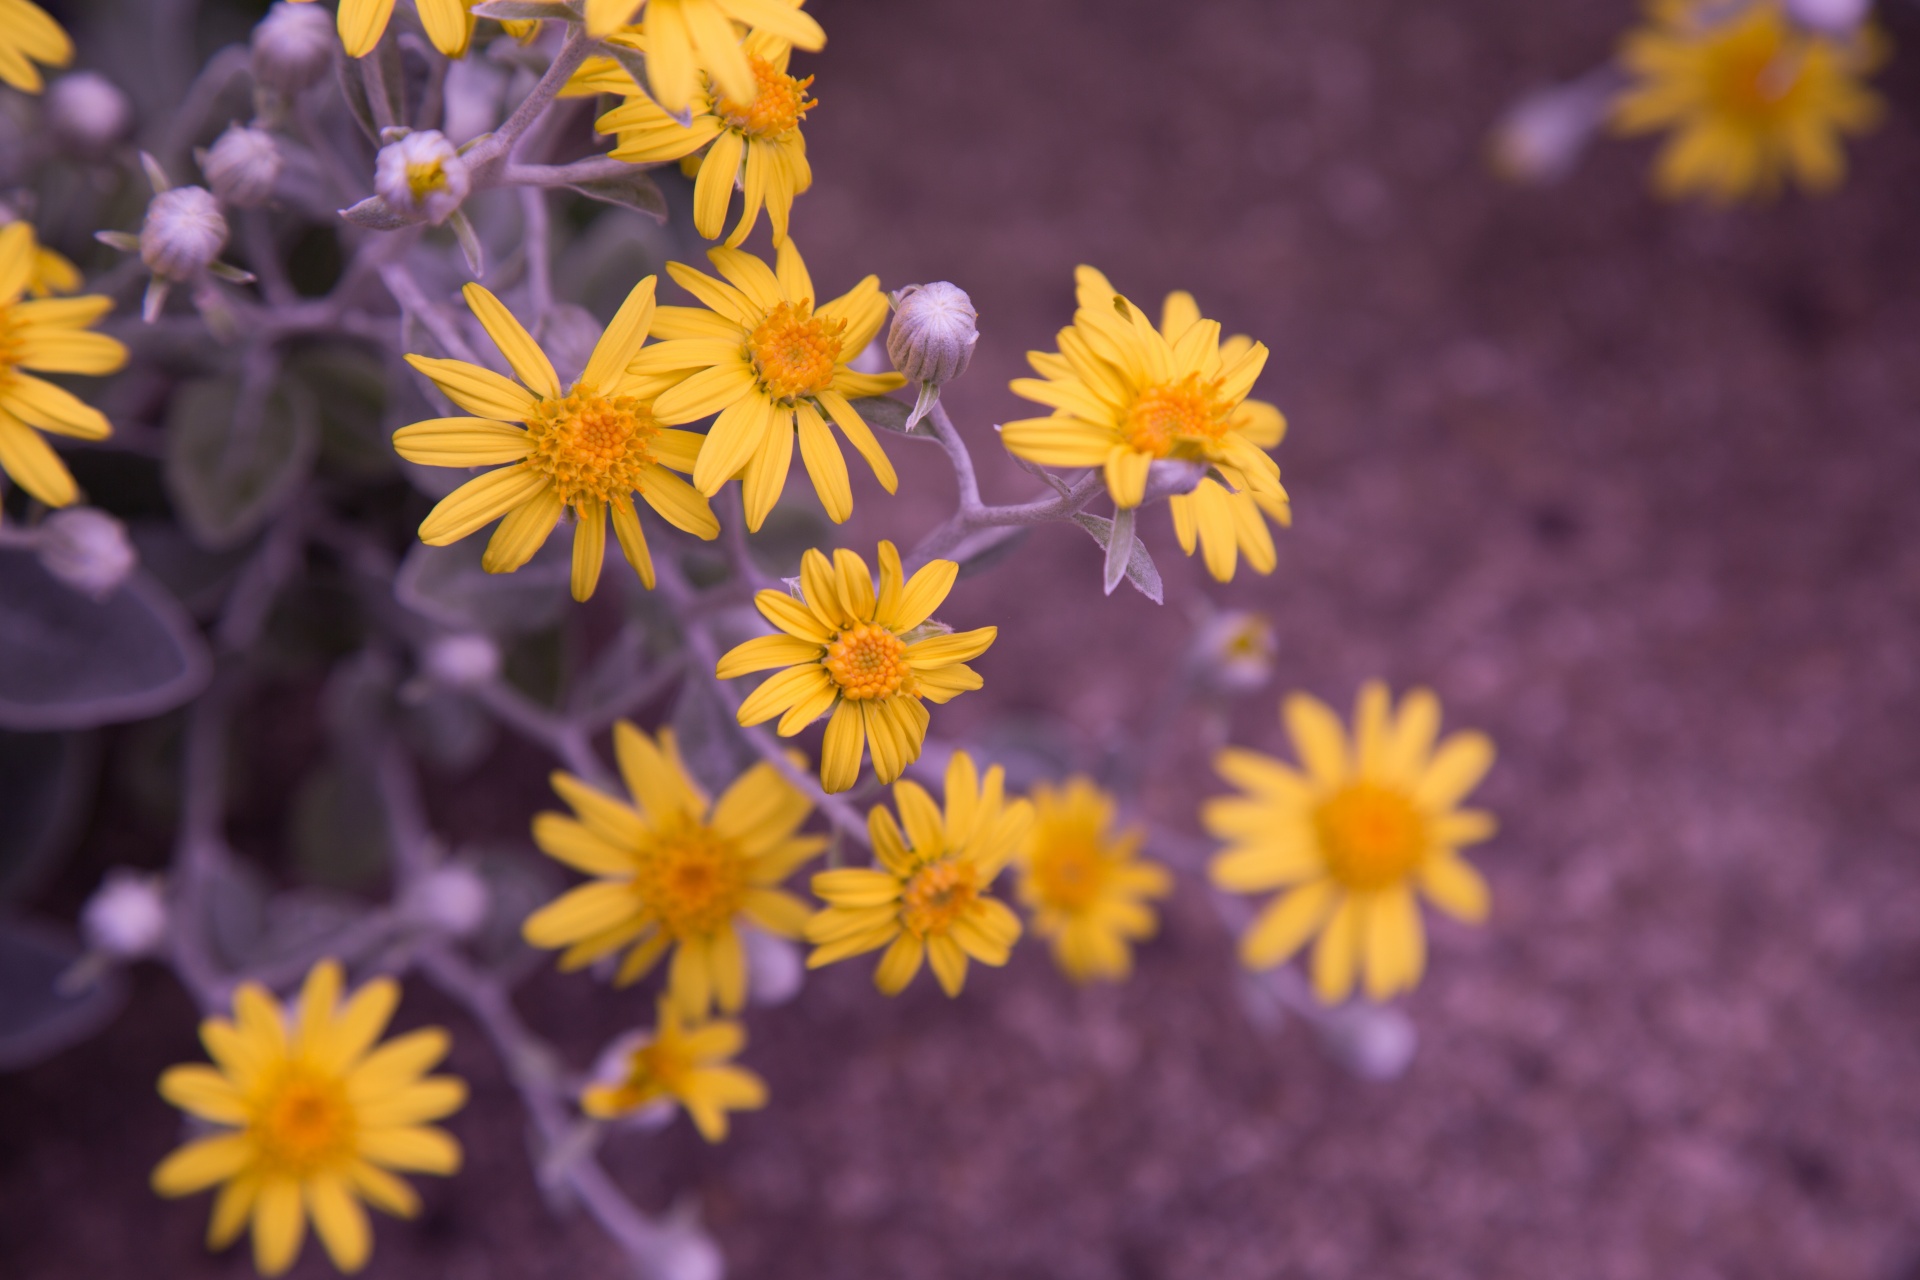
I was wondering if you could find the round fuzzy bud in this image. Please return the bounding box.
[1191,610,1275,694]
[887,282,978,387]
[1787,0,1870,31]
[404,864,490,937]
[37,508,136,600]
[203,125,283,209]
[46,72,133,153]
[81,870,169,959]
[1317,1002,1418,1082]
[140,186,228,279]
[423,632,501,689]
[251,2,336,96]
[374,130,470,226]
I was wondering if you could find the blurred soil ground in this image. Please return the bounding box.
[8,0,1920,1275]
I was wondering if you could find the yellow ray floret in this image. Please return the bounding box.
[1016,776,1172,983]
[151,959,467,1277]
[1204,682,1497,1005]
[1005,266,1289,516]
[0,0,71,93]
[395,277,720,601]
[0,221,126,509]
[1612,0,1885,202]
[581,998,768,1141]
[522,721,824,1016]
[715,540,995,793]
[636,239,903,530]
[288,0,489,59]
[582,0,825,114]
[806,751,1030,996]
[582,25,815,247]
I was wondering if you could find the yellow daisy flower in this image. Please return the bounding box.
[0,0,70,93]
[580,998,768,1141]
[582,0,825,115]
[521,721,824,1017]
[26,241,81,297]
[715,541,996,794]
[0,221,127,509]
[805,751,1029,996]
[1016,777,1172,983]
[1149,288,1292,582]
[151,959,467,1277]
[1613,0,1885,201]
[394,277,720,602]
[585,25,815,247]
[289,0,484,59]
[1205,682,1497,1004]
[635,240,903,530]
[1004,266,1288,517]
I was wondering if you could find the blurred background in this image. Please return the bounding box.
[6,0,1920,1275]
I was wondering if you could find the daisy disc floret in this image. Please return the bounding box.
[395,277,720,602]
[0,0,72,94]
[522,722,824,1016]
[1004,266,1288,516]
[581,999,769,1142]
[634,240,904,530]
[582,0,826,115]
[715,540,996,793]
[1612,0,1885,201]
[0,221,127,508]
[806,751,1029,997]
[1016,777,1172,984]
[151,959,467,1277]
[1205,682,1498,1004]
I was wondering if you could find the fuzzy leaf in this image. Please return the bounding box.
[473,0,579,19]
[1070,512,1163,605]
[566,170,668,222]
[848,395,929,437]
[0,731,95,904]
[164,376,319,551]
[394,536,573,634]
[339,195,419,230]
[0,920,126,1070]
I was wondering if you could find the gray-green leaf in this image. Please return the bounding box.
[566,170,669,222]
[165,376,319,551]
[1070,511,1164,605]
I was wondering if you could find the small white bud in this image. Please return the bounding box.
[1317,1002,1418,1081]
[1488,77,1613,186]
[251,2,337,96]
[203,125,284,209]
[81,870,169,959]
[1787,0,1870,31]
[1191,610,1275,694]
[404,863,490,937]
[37,507,136,600]
[46,72,133,153]
[374,130,470,226]
[140,186,228,280]
[423,632,501,689]
[887,282,978,387]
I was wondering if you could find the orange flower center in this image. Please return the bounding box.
[1314,783,1425,893]
[253,1070,354,1175]
[1122,373,1234,457]
[1708,24,1810,124]
[524,389,660,508]
[823,623,910,701]
[747,301,845,401]
[901,857,979,937]
[715,56,817,138]
[631,820,749,938]
[1029,832,1107,913]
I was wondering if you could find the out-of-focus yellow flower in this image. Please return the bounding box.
[151,960,467,1277]
[1016,777,1171,983]
[1613,0,1884,201]
[1205,682,1497,1004]
[288,0,490,59]
[0,0,71,94]
[582,0,825,114]
[581,999,768,1141]
[0,222,126,508]
[522,722,823,1016]
[27,242,81,297]
[635,241,903,530]
[716,541,995,793]
[582,25,815,246]
[393,277,719,601]
[806,751,1029,996]
[1005,267,1288,520]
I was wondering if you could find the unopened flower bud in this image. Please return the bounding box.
[251,1,336,96]
[46,72,133,153]
[374,130,470,225]
[81,870,169,959]
[203,125,283,208]
[1488,76,1613,186]
[37,507,136,600]
[424,632,500,689]
[1317,1001,1418,1082]
[140,186,228,280]
[887,282,978,387]
[404,863,490,937]
[1192,610,1275,694]
[1787,0,1870,31]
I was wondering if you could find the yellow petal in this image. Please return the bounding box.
[463,284,560,399]
[356,1125,462,1174]
[480,483,565,573]
[305,1172,372,1274]
[158,1064,248,1125]
[404,355,539,421]
[0,414,76,506]
[1310,896,1361,1004]
[251,1177,307,1277]
[418,465,548,545]
[582,276,657,390]
[523,881,641,948]
[337,0,397,57]
[873,931,923,994]
[926,933,969,996]
[819,698,864,793]
[151,1133,252,1197]
[391,417,530,467]
[1419,851,1489,923]
[1283,692,1350,787]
